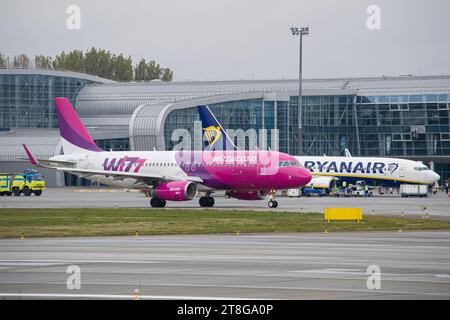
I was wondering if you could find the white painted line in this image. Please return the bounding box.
[0,260,160,264]
[0,293,251,300]
[291,269,450,279]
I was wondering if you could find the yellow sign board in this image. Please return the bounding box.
[324,208,362,222]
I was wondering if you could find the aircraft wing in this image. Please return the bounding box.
[20,144,204,185]
[54,167,204,184]
[16,157,76,166]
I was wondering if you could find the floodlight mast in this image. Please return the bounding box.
[290,26,309,155]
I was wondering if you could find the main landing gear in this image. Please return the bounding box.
[199,196,215,207]
[150,198,166,208]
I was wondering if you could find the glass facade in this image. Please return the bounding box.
[0,73,94,130]
[164,93,450,181]
[354,94,450,157]
[96,138,130,151]
[298,95,355,156]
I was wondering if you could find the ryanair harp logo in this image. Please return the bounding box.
[388,163,399,174]
[203,126,221,146]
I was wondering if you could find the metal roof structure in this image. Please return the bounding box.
[0,68,114,84]
[76,74,450,151]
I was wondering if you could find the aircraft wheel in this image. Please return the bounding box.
[199,197,209,207]
[150,198,166,208]
[207,197,215,207]
[268,200,278,208]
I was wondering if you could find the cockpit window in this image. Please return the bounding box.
[278,160,303,167]
[414,167,430,171]
[278,161,288,167]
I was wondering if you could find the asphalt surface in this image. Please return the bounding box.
[1,187,449,218]
[0,231,449,300]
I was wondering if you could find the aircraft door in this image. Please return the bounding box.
[399,164,406,177]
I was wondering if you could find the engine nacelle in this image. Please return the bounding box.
[307,176,338,190]
[150,180,197,201]
[225,190,269,200]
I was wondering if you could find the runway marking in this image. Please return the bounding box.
[0,293,251,300]
[1,282,449,298]
[0,260,160,265]
[291,268,450,277]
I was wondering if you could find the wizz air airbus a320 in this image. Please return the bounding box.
[21,98,312,208]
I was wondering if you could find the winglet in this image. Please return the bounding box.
[22,144,38,165]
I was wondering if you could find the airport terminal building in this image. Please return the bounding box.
[1,69,449,186]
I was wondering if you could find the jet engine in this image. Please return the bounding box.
[150,180,197,201]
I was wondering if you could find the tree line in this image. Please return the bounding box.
[0,48,173,82]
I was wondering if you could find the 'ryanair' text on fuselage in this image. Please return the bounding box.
[303,161,392,174]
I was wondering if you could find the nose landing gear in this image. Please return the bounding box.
[268,200,278,208]
[267,189,278,208]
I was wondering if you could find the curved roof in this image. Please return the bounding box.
[0,134,61,161]
[76,75,450,117]
[129,92,265,150]
[76,74,450,151]
[0,68,114,84]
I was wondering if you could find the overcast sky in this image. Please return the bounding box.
[1,0,449,81]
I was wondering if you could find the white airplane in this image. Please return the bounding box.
[21,98,312,208]
[295,156,440,191]
[196,105,440,191]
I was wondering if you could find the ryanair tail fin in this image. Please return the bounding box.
[54,97,103,154]
[197,105,238,150]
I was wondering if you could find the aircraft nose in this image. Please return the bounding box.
[432,171,440,183]
[426,171,440,184]
[292,167,312,186]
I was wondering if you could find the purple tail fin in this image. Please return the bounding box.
[54,97,102,153]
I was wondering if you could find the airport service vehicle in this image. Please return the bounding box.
[0,170,45,196]
[302,188,323,197]
[0,174,14,196]
[399,184,428,197]
[196,105,440,195]
[287,188,301,197]
[21,98,311,208]
[351,180,373,197]
[352,188,373,197]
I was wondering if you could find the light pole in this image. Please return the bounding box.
[290,26,309,155]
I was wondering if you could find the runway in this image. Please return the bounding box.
[0,231,450,299]
[1,187,449,218]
